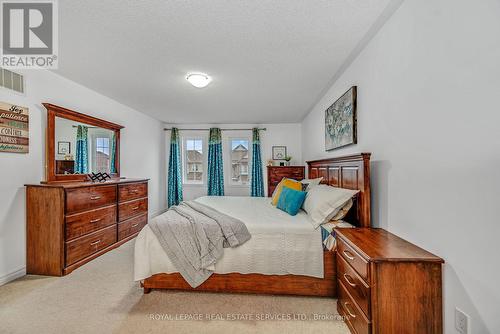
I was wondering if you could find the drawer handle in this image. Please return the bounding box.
[343,250,355,261]
[132,206,140,210]
[344,302,357,318]
[90,218,102,223]
[90,196,101,200]
[90,239,101,246]
[131,189,139,193]
[131,223,139,228]
[343,274,357,287]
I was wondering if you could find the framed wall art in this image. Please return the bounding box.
[0,101,29,153]
[272,146,287,160]
[325,86,357,151]
[58,141,71,154]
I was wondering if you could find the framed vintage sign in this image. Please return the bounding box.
[0,101,29,153]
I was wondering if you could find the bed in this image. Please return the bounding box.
[137,153,371,297]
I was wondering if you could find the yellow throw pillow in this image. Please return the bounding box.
[271,178,302,206]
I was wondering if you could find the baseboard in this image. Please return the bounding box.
[0,267,26,286]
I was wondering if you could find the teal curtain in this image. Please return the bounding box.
[250,128,264,197]
[75,125,88,174]
[110,132,116,174]
[207,128,224,196]
[168,128,183,207]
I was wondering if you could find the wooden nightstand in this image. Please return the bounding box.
[335,228,444,334]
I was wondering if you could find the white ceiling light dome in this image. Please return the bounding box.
[186,73,212,88]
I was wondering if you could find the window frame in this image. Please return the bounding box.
[228,137,251,186]
[94,136,111,173]
[182,136,205,185]
[95,137,110,156]
[89,131,113,173]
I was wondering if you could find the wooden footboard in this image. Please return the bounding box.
[142,250,336,297]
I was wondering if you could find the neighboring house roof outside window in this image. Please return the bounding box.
[187,150,203,162]
[231,144,248,163]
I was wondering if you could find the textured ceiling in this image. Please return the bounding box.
[55,0,391,123]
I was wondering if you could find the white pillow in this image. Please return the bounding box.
[300,177,323,191]
[303,185,359,229]
[331,198,353,221]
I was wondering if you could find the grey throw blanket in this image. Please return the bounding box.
[148,200,251,287]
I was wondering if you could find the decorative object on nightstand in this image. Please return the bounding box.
[335,228,444,334]
[266,165,305,196]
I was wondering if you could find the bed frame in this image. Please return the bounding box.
[142,153,371,296]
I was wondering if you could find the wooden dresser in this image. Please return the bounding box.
[335,228,444,334]
[26,178,149,276]
[266,165,305,196]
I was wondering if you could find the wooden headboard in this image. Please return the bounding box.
[306,153,371,227]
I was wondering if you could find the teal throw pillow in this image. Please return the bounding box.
[277,186,307,216]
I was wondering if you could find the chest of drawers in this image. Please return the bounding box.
[266,166,305,196]
[335,228,444,334]
[26,178,148,276]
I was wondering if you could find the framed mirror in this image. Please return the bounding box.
[44,103,123,183]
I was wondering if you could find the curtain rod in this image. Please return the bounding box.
[164,127,266,131]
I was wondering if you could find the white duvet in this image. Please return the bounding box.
[134,196,324,281]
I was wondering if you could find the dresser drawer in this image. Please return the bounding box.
[269,174,286,185]
[267,166,305,197]
[66,185,117,214]
[338,281,371,334]
[285,170,304,179]
[65,205,117,240]
[338,237,369,282]
[118,182,148,203]
[268,178,281,187]
[337,253,370,318]
[119,198,148,221]
[118,213,147,241]
[65,225,117,266]
[269,169,304,184]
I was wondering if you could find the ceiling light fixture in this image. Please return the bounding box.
[186,73,211,88]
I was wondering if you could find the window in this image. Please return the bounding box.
[183,138,204,184]
[94,137,110,173]
[230,138,250,185]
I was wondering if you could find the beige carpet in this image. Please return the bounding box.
[0,240,349,334]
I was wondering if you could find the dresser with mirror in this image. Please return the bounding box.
[25,104,149,276]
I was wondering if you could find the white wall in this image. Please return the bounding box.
[301,0,500,332]
[165,123,301,200]
[54,117,77,160]
[0,70,166,285]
